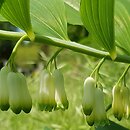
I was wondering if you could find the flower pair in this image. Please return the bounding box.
[0,66,32,114]
[112,85,130,120]
[82,77,108,127]
[38,69,69,112]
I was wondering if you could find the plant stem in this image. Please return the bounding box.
[7,35,28,71]
[46,48,63,69]
[106,104,112,112]
[90,57,105,77]
[54,58,57,69]
[116,64,130,86]
[12,35,28,54]
[0,30,130,63]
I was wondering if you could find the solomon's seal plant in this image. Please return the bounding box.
[1,0,130,129]
[0,35,32,114]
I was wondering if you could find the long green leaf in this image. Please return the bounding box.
[0,0,34,40]
[0,0,5,9]
[64,2,82,25]
[64,0,82,25]
[0,14,7,22]
[115,0,130,55]
[80,0,116,60]
[30,0,68,40]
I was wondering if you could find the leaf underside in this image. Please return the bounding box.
[80,0,116,59]
[64,0,82,25]
[30,0,68,40]
[115,0,130,55]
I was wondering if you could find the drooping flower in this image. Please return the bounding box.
[112,85,124,121]
[82,77,96,116]
[38,69,56,112]
[17,73,32,113]
[93,88,108,127]
[7,72,23,114]
[0,66,11,111]
[52,69,69,110]
[82,76,108,126]
[121,86,130,118]
[7,72,32,114]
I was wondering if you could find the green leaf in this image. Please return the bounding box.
[65,0,80,9]
[30,0,68,40]
[0,0,35,41]
[115,0,130,55]
[80,0,116,60]
[0,14,7,22]
[0,0,5,9]
[64,0,82,25]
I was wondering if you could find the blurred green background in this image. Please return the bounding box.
[0,22,129,130]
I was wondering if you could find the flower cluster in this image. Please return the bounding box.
[112,85,130,120]
[82,77,108,127]
[38,69,69,112]
[0,66,32,114]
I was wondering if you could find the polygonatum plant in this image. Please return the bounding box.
[1,0,130,129]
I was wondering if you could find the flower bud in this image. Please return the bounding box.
[82,77,96,116]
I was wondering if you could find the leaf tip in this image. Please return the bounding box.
[109,49,117,60]
[27,31,35,41]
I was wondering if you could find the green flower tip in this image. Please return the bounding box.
[94,118,109,127]
[38,94,49,111]
[38,93,57,112]
[86,110,108,127]
[83,106,93,116]
[0,104,9,111]
[93,109,108,127]
[44,102,57,112]
[55,98,69,111]
[11,106,21,114]
[116,114,123,121]
[86,117,94,126]
[48,99,57,112]
[61,99,69,110]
